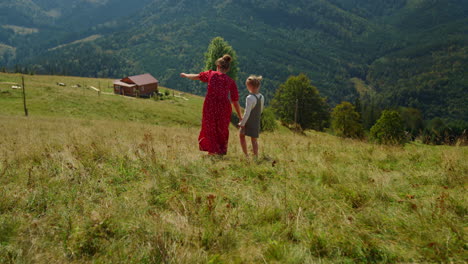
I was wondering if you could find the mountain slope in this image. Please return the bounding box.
[1,0,467,121]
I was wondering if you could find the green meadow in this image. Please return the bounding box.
[0,73,203,126]
[0,73,466,263]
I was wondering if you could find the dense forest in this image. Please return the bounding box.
[0,0,467,124]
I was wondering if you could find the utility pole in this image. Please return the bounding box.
[22,76,28,116]
[294,98,298,126]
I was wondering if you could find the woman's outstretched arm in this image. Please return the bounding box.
[180,73,200,80]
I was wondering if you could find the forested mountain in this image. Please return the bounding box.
[1,0,467,122]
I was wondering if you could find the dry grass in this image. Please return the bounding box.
[0,114,466,263]
[0,73,466,263]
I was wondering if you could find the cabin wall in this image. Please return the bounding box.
[140,83,158,97]
[114,83,158,97]
[113,85,135,96]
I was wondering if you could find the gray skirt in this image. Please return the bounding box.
[241,121,260,138]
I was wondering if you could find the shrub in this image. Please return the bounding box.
[230,112,240,127]
[331,101,364,138]
[370,110,406,144]
[422,118,468,145]
[261,107,278,132]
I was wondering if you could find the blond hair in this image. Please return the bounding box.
[216,54,232,71]
[246,75,263,88]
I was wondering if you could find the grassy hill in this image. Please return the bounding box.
[0,73,204,126]
[0,73,467,263]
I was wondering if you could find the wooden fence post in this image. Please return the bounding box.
[22,76,28,117]
[294,98,298,125]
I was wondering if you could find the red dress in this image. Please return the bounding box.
[198,70,239,155]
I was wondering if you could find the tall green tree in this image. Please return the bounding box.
[370,110,406,145]
[354,96,362,122]
[271,74,330,131]
[331,102,364,138]
[360,95,381,130]
[204,37,239,81]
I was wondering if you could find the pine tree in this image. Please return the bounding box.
[398,107,424,139]
[204,37,239,81]
[354,96,362,122]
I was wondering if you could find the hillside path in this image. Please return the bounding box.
[89,86,135,99]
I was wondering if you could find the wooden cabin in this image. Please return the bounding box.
[113,73,158,97]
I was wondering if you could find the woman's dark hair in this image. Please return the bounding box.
[216,54,232,71]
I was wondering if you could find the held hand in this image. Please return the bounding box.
[180,73,187,78]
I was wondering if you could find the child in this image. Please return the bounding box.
[238,75,265,157]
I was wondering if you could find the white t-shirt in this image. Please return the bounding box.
[239,93,264,126]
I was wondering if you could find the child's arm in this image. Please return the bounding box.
[180,73,200,81]
[239,95,257,127]
[261,95,265,113]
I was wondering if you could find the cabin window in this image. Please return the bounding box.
[141,86,145,92]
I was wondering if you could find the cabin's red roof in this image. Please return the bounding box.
[127,73,158,86]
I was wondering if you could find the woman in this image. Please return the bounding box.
[180,54,242,155]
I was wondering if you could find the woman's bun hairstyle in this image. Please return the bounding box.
[216,54,232,70]
[222,54,232,63]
